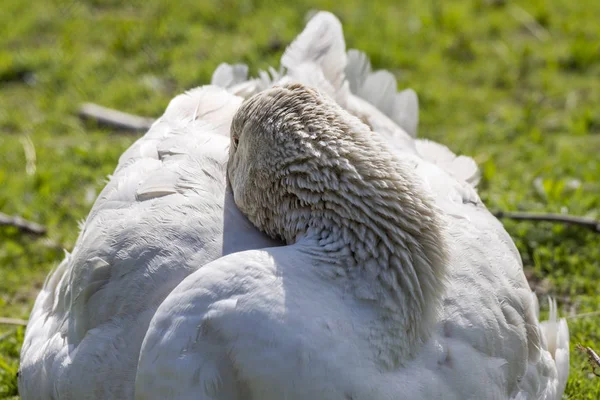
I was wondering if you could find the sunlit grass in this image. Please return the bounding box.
[1,0,599,398]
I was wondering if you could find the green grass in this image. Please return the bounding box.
[1,0,599,398]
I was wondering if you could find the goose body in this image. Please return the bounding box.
[20,11,568,400]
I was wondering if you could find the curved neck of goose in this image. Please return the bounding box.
[280,142,446,365]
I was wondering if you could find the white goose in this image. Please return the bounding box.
[136,84,569,399]
[19,11,568,400]
[18,11,429,400]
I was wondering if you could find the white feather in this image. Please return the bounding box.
[210,63,249,89]
[281,11,348,105]
[346,48,420,137]
[416,139,482,187]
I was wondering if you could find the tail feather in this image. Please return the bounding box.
[281,11,348,105]
[345,49,419,137]
[345,49,371,95]
[415,139,481,187]
[210,63,249,89]
[361,70,398,118]
[539,298,570,398]
[394,89,419,139]
[211,63,262,98]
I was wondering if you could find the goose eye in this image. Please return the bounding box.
[232,136,239,147]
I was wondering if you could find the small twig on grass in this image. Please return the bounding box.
[40,237,66,251]
[78,103,155,132]
[493,211,600,233]
[508,5,550,42]
[20,135,37,175]
[577,344,600,377]
[0,212,47,235]
[0,317,28,326]
[0,329,17,342]
[568,311,600,320]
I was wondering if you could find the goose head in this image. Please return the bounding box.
[228,83,350,243]
[228,83,448,361]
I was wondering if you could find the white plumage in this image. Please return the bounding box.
[19,11,569,400]
[18,88,279,399]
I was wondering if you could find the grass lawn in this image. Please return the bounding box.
[1,0,599,398]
